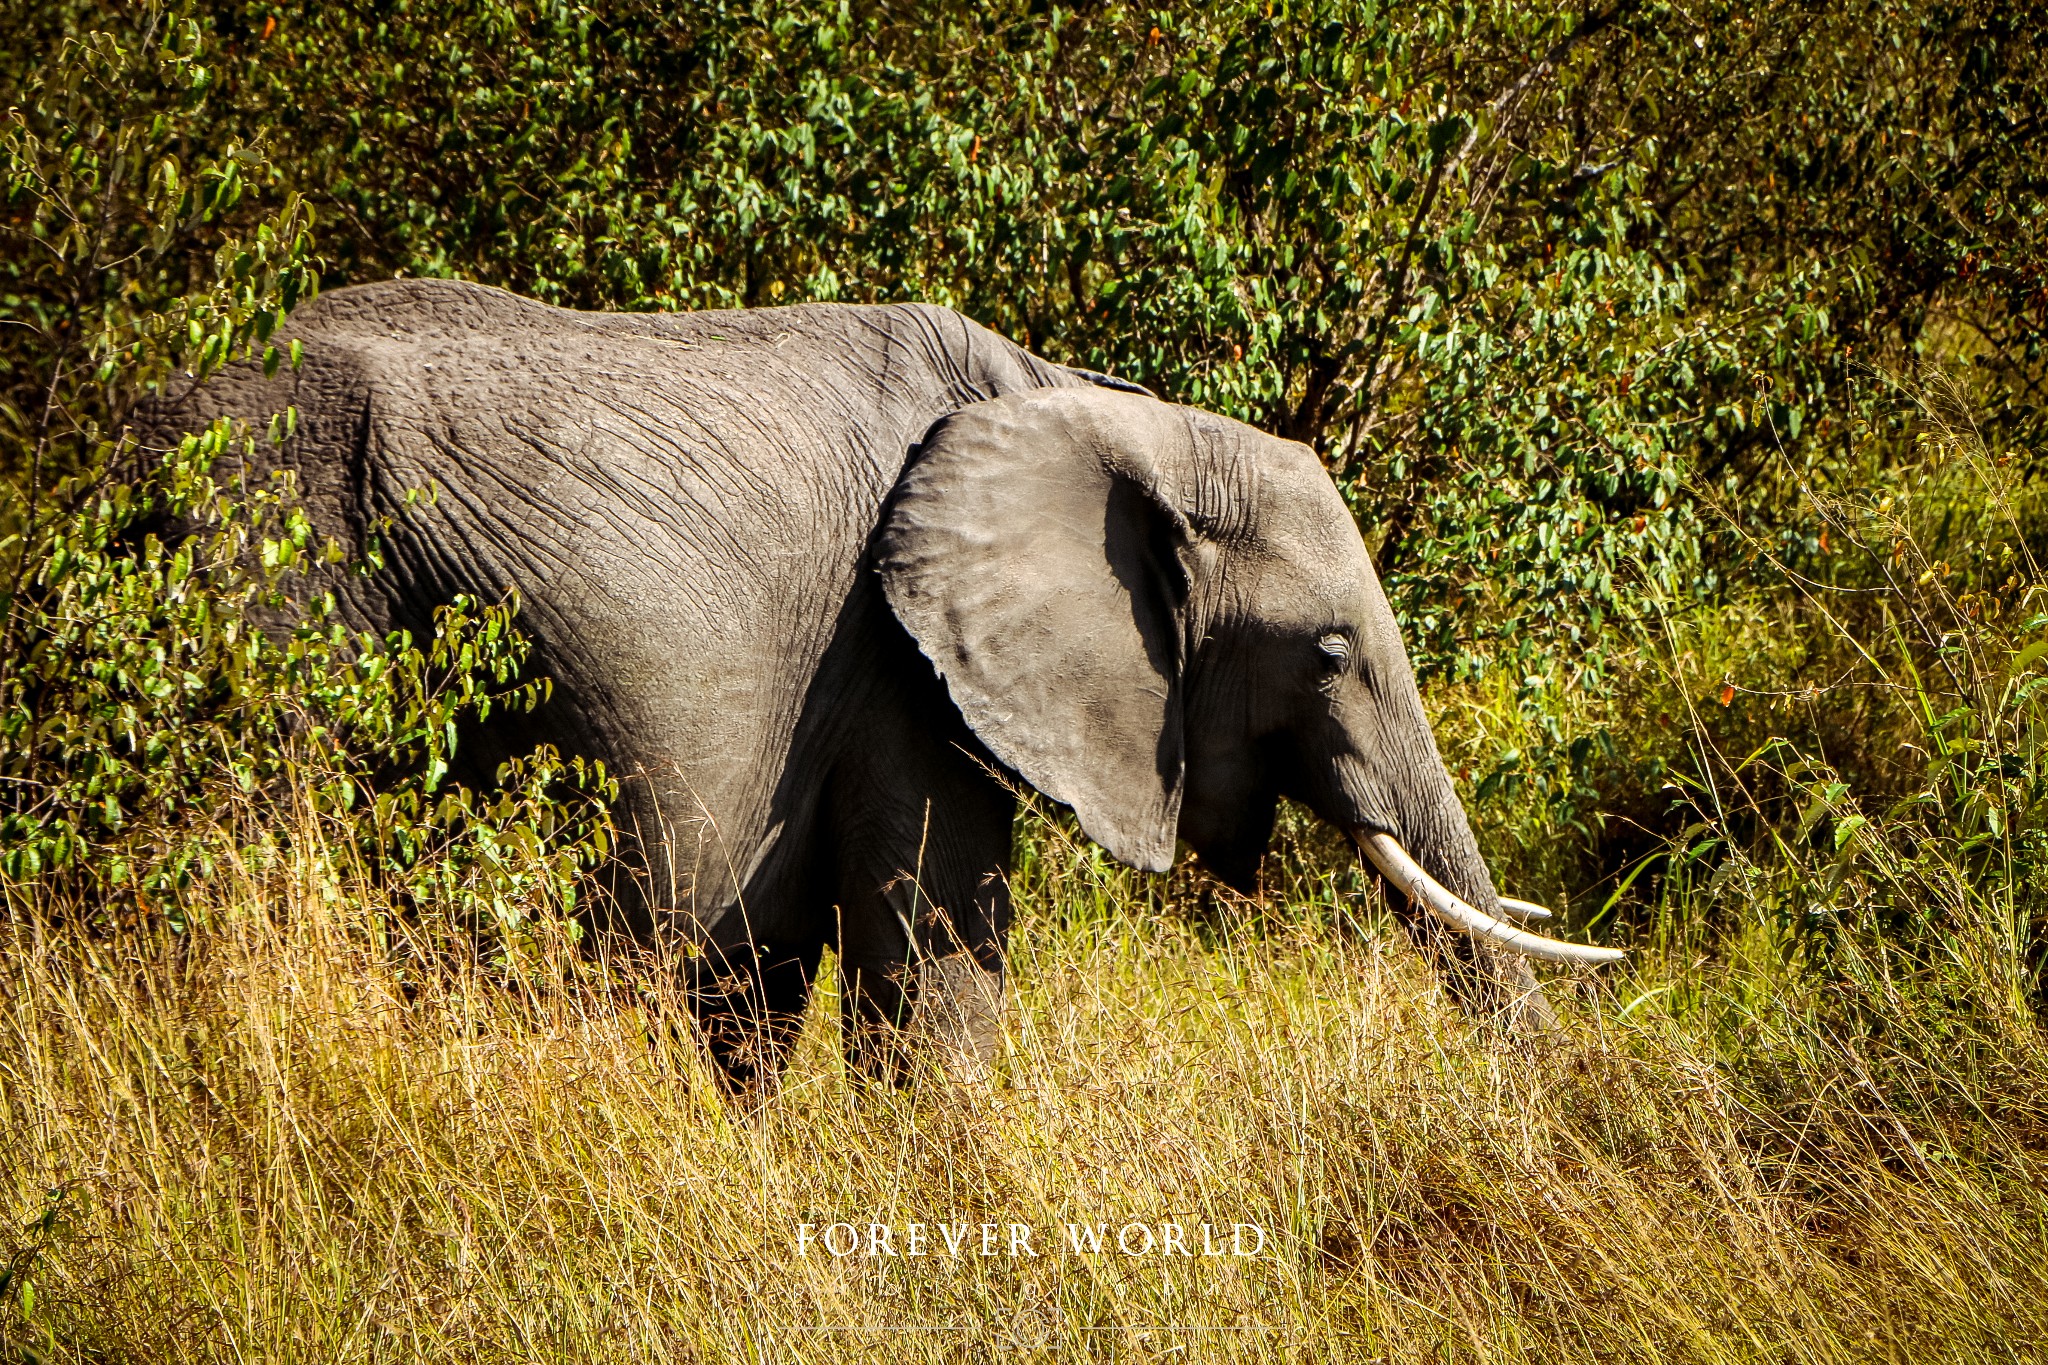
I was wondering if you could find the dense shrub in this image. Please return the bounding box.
[168,0,2046,680]
[0,3,612,936]
[2,0,2045,956]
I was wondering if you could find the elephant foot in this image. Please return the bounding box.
[912,952,1006,1082]
[840,951,1006,1085]
[688,939,821,1096]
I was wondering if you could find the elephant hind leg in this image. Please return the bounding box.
[688,937,824,1094]
[837,952,916,1084]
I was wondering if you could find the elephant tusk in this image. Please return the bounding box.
[1497,896,1553,922]
[1354,831,1626,966]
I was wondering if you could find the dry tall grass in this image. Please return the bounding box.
[9,379,2048,1362]
[4,793,2045,1362]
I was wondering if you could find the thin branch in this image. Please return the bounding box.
[1341,0,1643,472]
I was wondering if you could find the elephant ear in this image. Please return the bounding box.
[877,387,1196,872]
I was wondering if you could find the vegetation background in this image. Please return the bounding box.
[2,0,2045,1359]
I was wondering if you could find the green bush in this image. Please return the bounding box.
[2,0,2044,965]
[0,2,613,942]
[0,420,615,928]
[192,0,2044,681]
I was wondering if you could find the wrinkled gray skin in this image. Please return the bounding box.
[140,279,1545,1089]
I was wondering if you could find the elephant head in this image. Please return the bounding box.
[877,386,1619,1026]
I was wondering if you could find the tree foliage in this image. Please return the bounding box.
[1,0,2043,912]
[0,4,613,926]
[104,0,2036,679]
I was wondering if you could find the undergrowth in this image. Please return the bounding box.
[5,395,2048,1360]
[3,748,2045,1361]
[3,5,2046,1360]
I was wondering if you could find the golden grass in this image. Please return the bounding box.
[4,810,2045,1364]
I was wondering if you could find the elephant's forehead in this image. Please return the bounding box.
[1243,453,1372,574]
[1243,542,1374,616]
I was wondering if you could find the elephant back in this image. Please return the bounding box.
[125,279,1096,929]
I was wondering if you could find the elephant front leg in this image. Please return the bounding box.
[833,795,1015,1085]
[839,936,1007,1084]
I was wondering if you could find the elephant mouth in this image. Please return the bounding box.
[1350,828,1627,966]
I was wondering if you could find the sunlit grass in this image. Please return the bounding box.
[4,794,2044,1362]
[7,380,2046,1362]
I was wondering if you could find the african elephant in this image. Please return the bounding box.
[142,278,1619,1089]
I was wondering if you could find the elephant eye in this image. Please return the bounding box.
[1317,632,1352,670]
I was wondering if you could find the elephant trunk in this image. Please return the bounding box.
[1336,710,1620,1030]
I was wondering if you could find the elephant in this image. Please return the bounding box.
[140,278,1620,1090]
